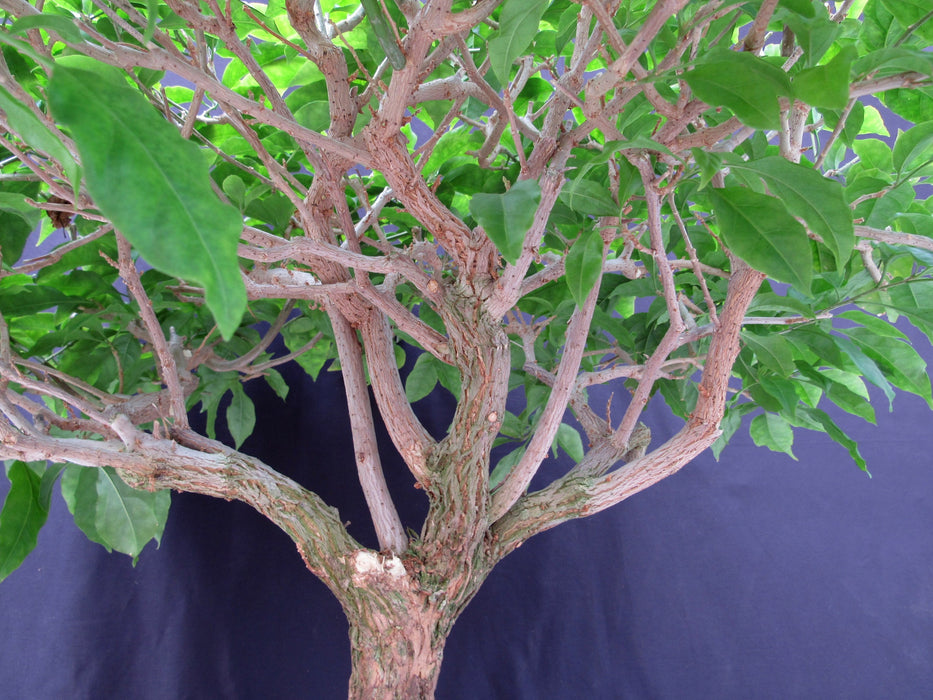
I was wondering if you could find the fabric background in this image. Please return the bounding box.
[2,335,932,699]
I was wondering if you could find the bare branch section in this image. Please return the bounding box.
[0,422,362,591]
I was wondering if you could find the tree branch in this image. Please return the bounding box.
[112,234,190,428]
[489,239,605,522]
[854,225,933,254]
[492,264,764,553]
[329,308,407,553]
[360,310,435,482]
[0,424,363,592]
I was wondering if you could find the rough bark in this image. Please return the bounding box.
[345,586,449,699]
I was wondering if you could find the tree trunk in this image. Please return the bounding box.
[346,595,449,699]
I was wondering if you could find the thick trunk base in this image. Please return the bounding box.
[347,607,448,700]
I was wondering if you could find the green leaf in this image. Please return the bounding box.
[742,332,796,376]
[797,406,869,473]
[683,51,792,129]
[778,0,815,17]
[884,281,933,344]
[565,229,604,307]
[0,86,80,195]
[264,367,290,401]
[61,466,170,559]
[757,375,803,415]
[419,128,481,177]
[555,423,585,462]
[711,402,757,460]
[0,281,83,317]
[853,47,933,79]
[48,60,246,339]
[469,179,541,265]
[489,0,550,85]
[825,380,875,424]
[0,181,38,263]
[709,187,812,291]
[0,189,39,222]
[559,179,619,217]
[846,328,933,408]
[879,0,933,42]
[827,335,896,409]
[602,136,675,159]
[9,14,86,45]
[893,121,933,175]
[142,0,158,44]
[435,360,462,398]
[883,87,933,124]
[785,12,840,65]
[227,383,256,449]
[490,447,524,489]
[405,352,439,402]
[360,0,406,70]
[0,462,51,582]
[554,4,579,55]
[729,157,854,267]
[749,413,796,459]
[792,46,855,109]
[223,175,247,209]
[691,148,723,190]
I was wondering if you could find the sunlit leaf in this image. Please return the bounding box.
[893,121,933,175]
[879,0,933,42]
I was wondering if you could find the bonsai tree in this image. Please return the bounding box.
[1,0,931,695]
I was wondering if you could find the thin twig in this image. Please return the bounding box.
[112,234,190,428]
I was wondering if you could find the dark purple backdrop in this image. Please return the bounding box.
[2,331,932,699]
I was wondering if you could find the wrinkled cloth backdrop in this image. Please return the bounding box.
[2,326,932,699]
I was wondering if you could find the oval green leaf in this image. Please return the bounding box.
[565,228,604,307]
[469,179,541,265]
[489,0,549,85]
[709,187,812,292]
[729,156,854,267]
[559,179,619,217]
[0,462,50,582]
[749,412,796,459]
[61,465,170,559]
[48,61,246,339]
[893,120,933,175]
[683,51,792,129]
[0,86,80,195]
[793,46,855,109]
